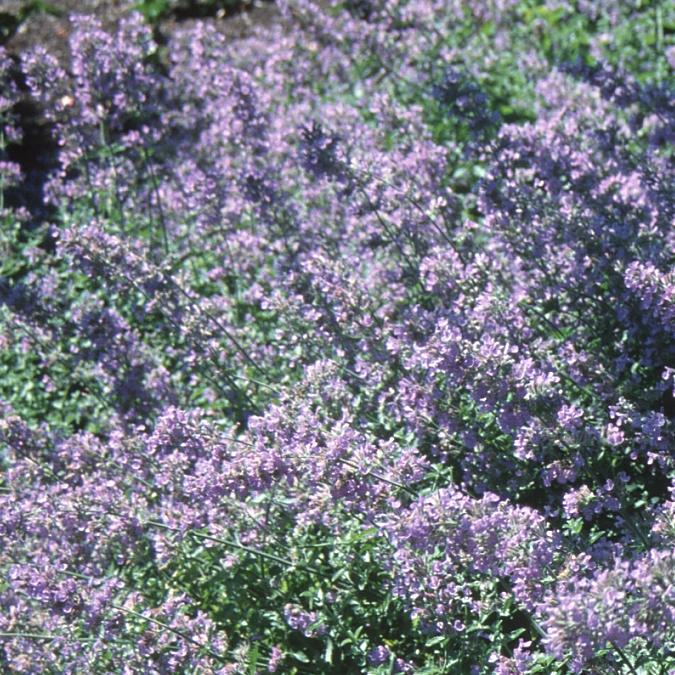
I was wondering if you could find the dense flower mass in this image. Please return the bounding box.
[0,0,673,672]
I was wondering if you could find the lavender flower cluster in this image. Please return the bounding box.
[0,1,673,672]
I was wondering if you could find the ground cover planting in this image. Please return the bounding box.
[0,0,673,672]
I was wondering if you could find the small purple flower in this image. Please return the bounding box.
[605,423,625,446]
[367,645,391,666]
[283,604,325,638]
[557,404,583,430]
[299,121,347,181]
[267,646,283,672]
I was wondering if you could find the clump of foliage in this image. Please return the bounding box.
[1,1,674,673]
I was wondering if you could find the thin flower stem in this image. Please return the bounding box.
[110,604,227,663]
[0,631,130,644]
[140,146,170,255]
[355,167,467,265]
[143,519,324,577]
[609,640,639,675]
[353,183,420,281]
[90,252,257,410]
[84,237,266,385]
[335,457,417,497]
[0,632,61,640]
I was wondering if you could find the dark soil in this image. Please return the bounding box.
[3,1,136,61]
[2,0,280,61]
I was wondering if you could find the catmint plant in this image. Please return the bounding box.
[1,2,673,673]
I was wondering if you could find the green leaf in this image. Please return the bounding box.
[247,644,259,674]
[290,651,310,663]
[324,636,334,663]
[425,635,446,647]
